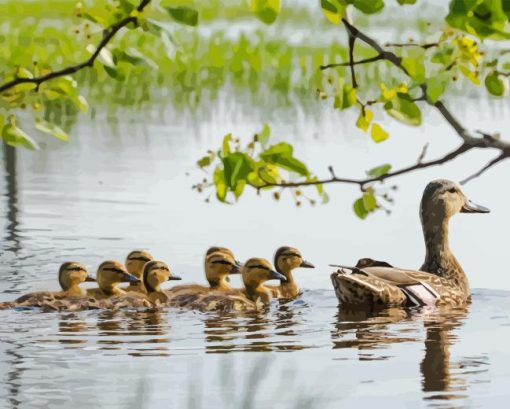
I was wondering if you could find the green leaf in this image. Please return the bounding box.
[384,94,422,126]
[222,153,254,190]
[2,118,39,150]
[251,0,281,24]
[334,84,357,110]
[257,124,271,147]
[353,197,368,219]
[349,0,384,14]
[35,118,69,141]
[321,0,347,24]
[367,163,392,177]
[213,166,228,202]
[260,142,309,176]
[165,6,199,26]
[362,192,377,211]
[197,155,212,168]
[397,0,416,4]
[402,53,426,83]
[356,108,373,132]
[485,72,508,96]
[426,74,450,103]
[370,123,389,143]
[222,133,232,156]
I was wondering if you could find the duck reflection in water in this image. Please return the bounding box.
[58,313,88,346]
[332,304,483,401]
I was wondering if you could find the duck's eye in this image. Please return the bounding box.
[447,187,457,193]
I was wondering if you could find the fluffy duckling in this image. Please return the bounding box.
[242,258,287,304]
[167,249,241,304]
[142,260,182,304]
[268,247,315,299]
[87,261,140,299]
[0,262,96,310]
[124,249,154,293]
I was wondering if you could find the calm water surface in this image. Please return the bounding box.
[1,96,510,408]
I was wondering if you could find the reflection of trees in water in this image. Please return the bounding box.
[332,303,487,402]
[2,144,20,253]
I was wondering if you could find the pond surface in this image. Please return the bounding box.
[1,94,510,408]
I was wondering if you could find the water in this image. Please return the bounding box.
[1,95,510,407]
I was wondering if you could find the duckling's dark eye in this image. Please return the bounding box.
[447,188,457,193]
[212,260,233,266]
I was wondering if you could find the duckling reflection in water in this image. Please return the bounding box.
[123,249,153,294]
[267,247,314,299]
[331,179,490,307]
[166,247,242,307]
[0,262,96,310]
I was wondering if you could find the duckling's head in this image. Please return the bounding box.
[274,246,315,276]
[125,249,154,279]
[420,179,490,222]
[205,251,241,287]
[97,260,139,293]
[242,258,287,288]
[143,260,181,293]
[58,262,95,291]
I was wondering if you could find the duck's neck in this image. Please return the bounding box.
[421,217,469,292]
[101,284,125,296]
[208,276,232,291]
[66,284,86,297]
[277,267,299,297]
[245,283,271,303]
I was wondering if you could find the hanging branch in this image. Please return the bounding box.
[0,0,152,94]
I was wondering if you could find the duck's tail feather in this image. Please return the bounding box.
[330,269,407,306]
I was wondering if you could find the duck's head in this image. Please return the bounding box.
[205,250,242,287]
[97,260,139,294]
[274,246,315,276]
[58,262,95,291]
[420,179,490,221]
[242,258,287,288]
[125,249,154,280]
[142,260,182,293]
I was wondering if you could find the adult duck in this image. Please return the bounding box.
[268,246,314,299]
[330,179,489,307]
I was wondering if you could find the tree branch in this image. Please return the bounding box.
[258,144,472,190]
[0,0,152,94]
[320,55,384,70]
[460,152,509,185]
[384,42,439,49]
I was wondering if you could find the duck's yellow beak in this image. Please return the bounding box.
[230,263,242,274]
[85,275,96,282]
[270,270,287,281]
[300,259,315,268]
[461,199,490,214]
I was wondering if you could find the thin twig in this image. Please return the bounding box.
[460,152,509,185]
[347,28,358,88]
[320,55,383,71]
[0,0,152,94]
[384,42,439,49]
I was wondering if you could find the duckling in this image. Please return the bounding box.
[0,262,96,310]
[242,258,287,304]
[267,246,315,299]
[124,249,154,293]
[330,179,490,307]
[142,260,182,305]
[87,261,140,299]
[167,249,241,307]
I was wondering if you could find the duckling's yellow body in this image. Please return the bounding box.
[0,262,96,310]
[167,248,242,308]
[331,179,490,307]
[266,247,315,299]
[123,249,153,294]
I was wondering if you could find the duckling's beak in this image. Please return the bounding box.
[121,272,140,283]
[85,275,96,282]
[300,259,315,268]
[461,199,490,214]
[230,263,242,274]
[270,270,287,281]
[168,275,182,281]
